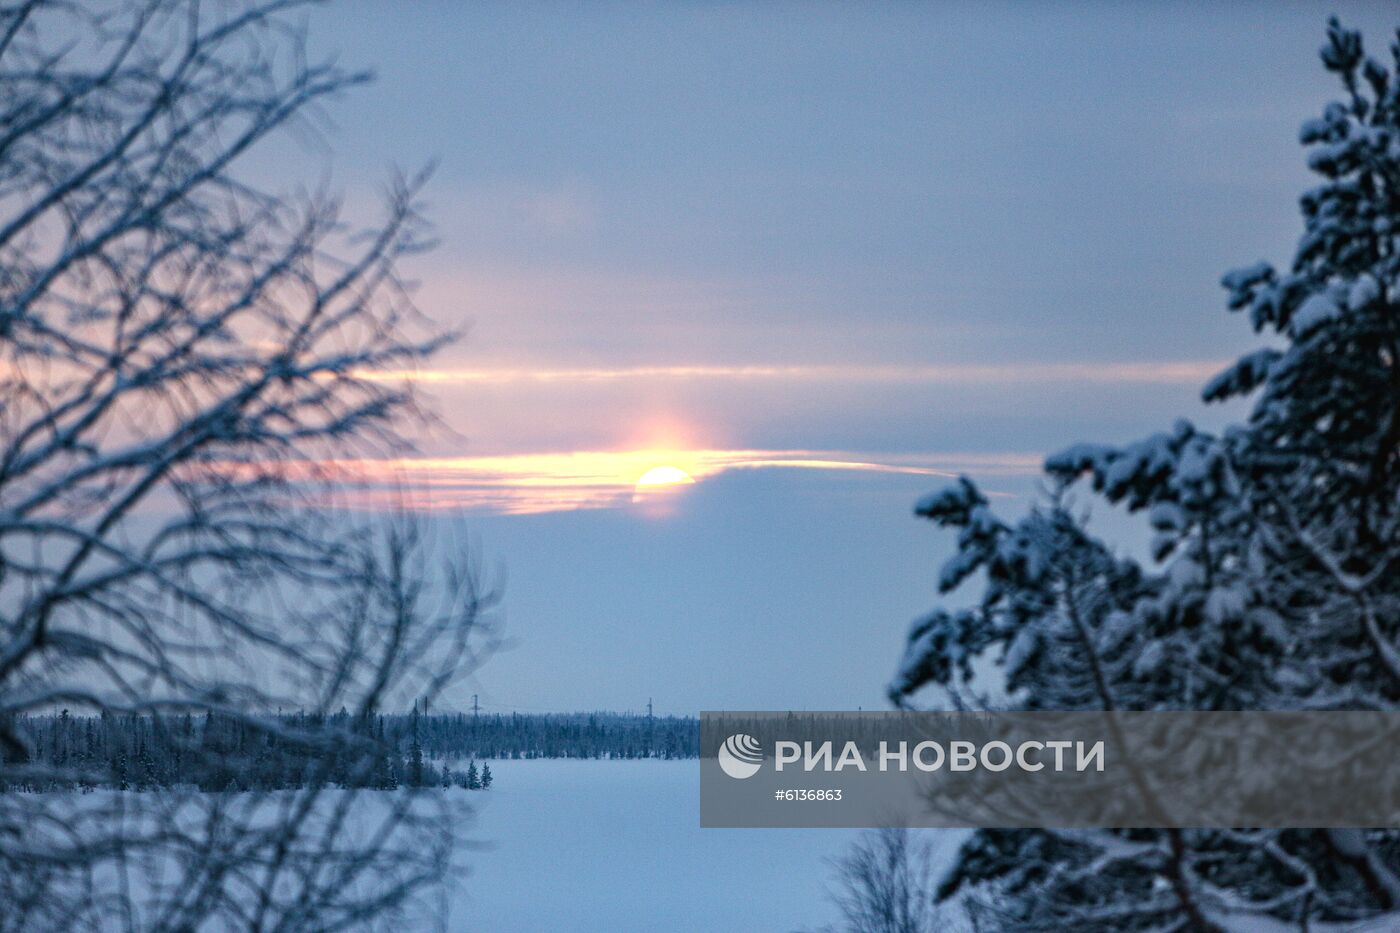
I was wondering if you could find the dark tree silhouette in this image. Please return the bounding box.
[819,829,956,933]
[888,20,1400,932]
[0,1,498,930]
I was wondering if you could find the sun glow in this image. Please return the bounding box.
[635,465,695,488]
[235,448,1029,515]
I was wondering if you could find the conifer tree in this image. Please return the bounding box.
[409,707,426,788]
[891,20,1400,932]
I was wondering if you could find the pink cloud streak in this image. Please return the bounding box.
[353,360,1225,387]
[267,448,1037,515]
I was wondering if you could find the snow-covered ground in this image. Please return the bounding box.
[450,757,959,932]
[28,760,964,930]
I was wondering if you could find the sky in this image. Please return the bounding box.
[255,2,1396,714]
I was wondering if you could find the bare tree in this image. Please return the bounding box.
[821,829,960,933]
[0,1,495,930]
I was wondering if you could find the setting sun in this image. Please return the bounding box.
[635,465,695,488]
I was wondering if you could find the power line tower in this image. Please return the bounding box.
[472,694,479,717]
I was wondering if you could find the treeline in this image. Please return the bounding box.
[408,710,698,760]
[1,709,490,793]
[1,708,698,792]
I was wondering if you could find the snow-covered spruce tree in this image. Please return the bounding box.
[889,21,1400,933]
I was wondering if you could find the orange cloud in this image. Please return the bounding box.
[276,448,1036,515]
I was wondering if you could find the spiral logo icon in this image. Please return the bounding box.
[718,733,764,779]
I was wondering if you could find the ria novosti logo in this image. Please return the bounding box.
[718,733,764,779]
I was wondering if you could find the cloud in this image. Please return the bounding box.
[355,360,1225,387]
[286,448,1038,515]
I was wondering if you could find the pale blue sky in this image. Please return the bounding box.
[269,2,1394,713]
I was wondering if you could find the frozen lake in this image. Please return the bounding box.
[451,758,961,931]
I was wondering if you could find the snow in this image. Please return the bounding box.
[1167,557,1205,590]
[1104,444,1152,491]
[26,770,970,932]
[1045,442,1112,476]
[449,758,969,931]
[1003,624,1040,678]
[1290,292,1342,336]
[1132,641,1165,678]
[1299,116,1334,144]
[1307,139,1357,172]
[1202,349,1282,402]
[1148,502,1187,532]
[1097,610,1136,653]
[894,612,953,694]
[915,477,986,522]
[1205,585,1249,625]
[1222,261,1273,293]
[1348,275,1380,310]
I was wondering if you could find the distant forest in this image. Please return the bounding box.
[413,710,698,760]
[2,709,699,792]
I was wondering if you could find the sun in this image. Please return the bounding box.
[635,465,695,488]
